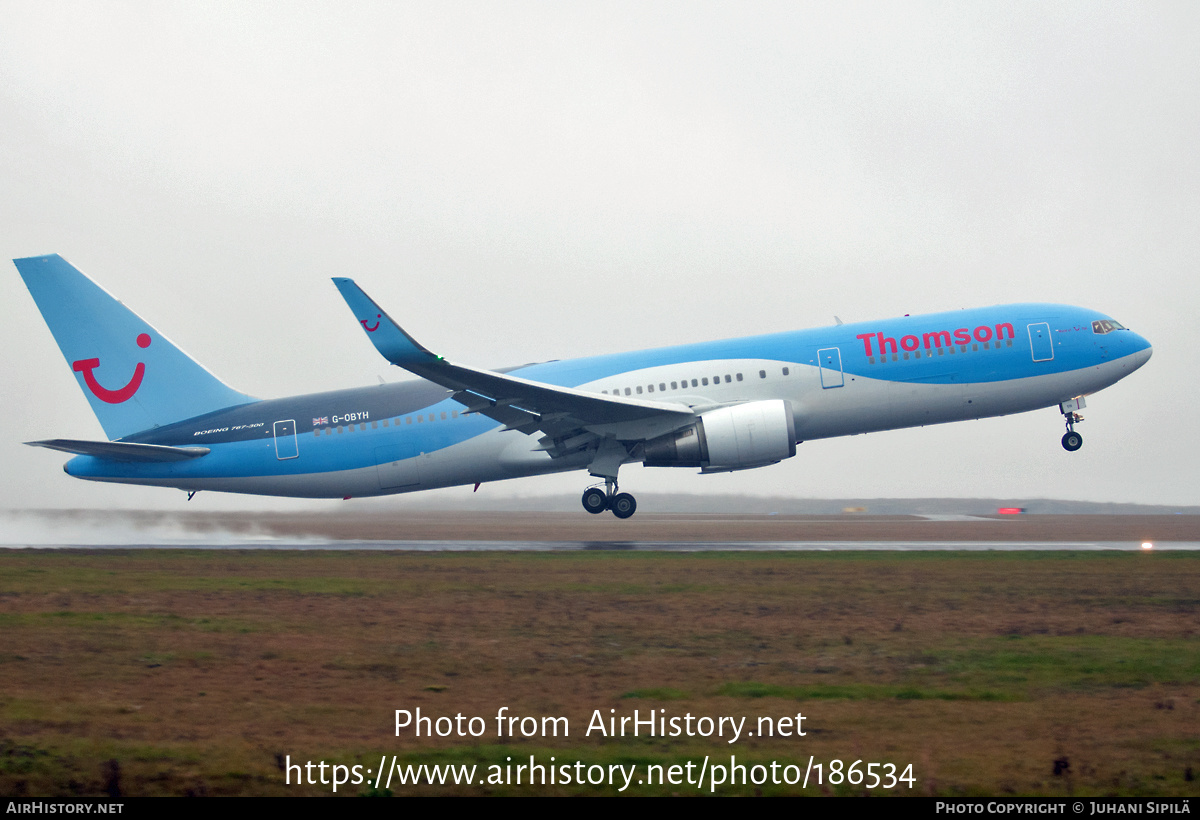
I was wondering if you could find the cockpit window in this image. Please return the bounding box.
[1092,319,1126,334]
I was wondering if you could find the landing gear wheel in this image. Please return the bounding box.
[582,487,608,514]
[1061,431,1083,452]
[610,492,637,519]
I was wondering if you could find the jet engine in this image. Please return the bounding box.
[641,400,797,471]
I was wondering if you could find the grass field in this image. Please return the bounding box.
[1,548,1197,796]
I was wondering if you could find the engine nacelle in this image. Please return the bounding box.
[642,400,797,471]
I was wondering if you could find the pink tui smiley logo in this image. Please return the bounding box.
[72,333,151,404]
[361,314,381,332]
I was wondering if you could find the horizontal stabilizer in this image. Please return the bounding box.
[26,439,211,463]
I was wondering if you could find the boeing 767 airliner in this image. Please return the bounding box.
[15,254,1152,518]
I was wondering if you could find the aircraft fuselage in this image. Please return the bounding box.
[61,302,1151,499]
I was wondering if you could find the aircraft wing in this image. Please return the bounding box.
[332,278,696,456]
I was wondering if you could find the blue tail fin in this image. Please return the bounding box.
[14,254,256,440]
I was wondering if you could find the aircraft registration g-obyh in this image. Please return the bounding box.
[15,254,1152,518]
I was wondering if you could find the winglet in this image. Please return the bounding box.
[331,278,437,367]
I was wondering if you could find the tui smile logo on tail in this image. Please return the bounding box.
[72,333,151,403]
[360,314,381,332]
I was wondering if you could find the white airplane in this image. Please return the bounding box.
[15,254,1152,517]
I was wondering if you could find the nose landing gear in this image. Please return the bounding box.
[1060,398,1085,452]
[581,479,638,519]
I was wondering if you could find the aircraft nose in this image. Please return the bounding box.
[1128,334,1152,369]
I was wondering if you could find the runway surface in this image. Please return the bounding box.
[8,540,1197,550]
[3,511,1196,550]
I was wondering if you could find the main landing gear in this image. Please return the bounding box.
[581,479,638,519]
[1060,398,1085,452]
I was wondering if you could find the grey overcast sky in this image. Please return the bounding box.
[2,2,1197,511]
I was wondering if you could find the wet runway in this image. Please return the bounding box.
[6,539,1198,550]
[3,510,1196,550]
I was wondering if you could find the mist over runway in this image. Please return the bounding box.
[11,541,1195,552]
[2,509,1196,551]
